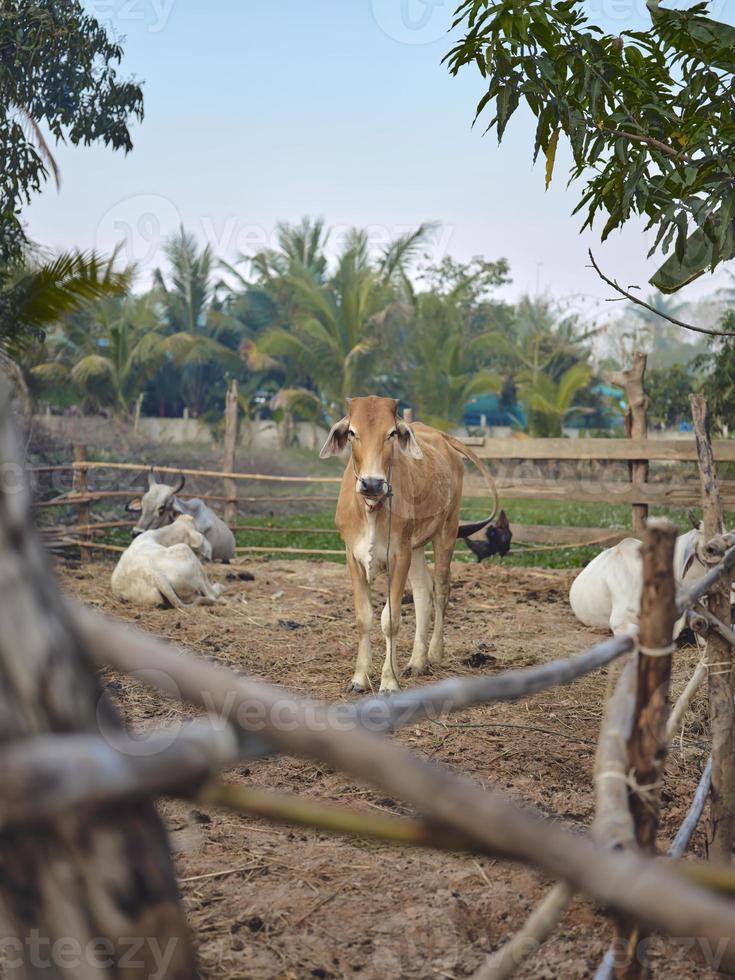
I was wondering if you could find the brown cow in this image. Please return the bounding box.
[320,395,498,693]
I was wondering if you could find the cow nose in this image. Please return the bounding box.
[359,477,385,497]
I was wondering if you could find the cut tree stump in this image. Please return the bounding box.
[610,352,649,535]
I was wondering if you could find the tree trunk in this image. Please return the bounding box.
[610,352,648,535]
[0,383,197,979]
[690,392,735,864]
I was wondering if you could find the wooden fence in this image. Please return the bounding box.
[4,386,735,979]
[31,432,735,557]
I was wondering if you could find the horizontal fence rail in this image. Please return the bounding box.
[470,437,735,462]
[30,432,735,557]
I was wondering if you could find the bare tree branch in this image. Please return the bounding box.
[588,250,735,338]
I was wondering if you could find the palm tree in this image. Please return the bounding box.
[402,274,504,428]
[31,293,164,417]
[0,250,131,360]
[254,224,432,417]
[152,228,244,416]
[517,361,592,437]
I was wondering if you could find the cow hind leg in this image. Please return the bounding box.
[152,572,188,610]
[404,547,433,677]
[347,552,373,693]
[428,525,456,666]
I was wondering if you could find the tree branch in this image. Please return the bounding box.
[588,250,735,338]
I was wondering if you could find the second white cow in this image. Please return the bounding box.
[569,528,706,637]
[111,515,224,609]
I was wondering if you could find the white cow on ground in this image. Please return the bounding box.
[569,528,706,638]
[126,468,236,562]
[111,515,224,609]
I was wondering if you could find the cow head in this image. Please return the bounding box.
[126,467,186,537]
[170,514,211,558]
[320,395,422,506]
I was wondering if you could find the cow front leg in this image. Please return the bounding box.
[380,548,412,693]
[347,551,373,693]
[405,546,433,677]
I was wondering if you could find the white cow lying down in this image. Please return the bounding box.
[569,528,706,638]
[111,515,224,609]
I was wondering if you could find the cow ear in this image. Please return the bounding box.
[396,421,423,460]
[320,417,350,458]
[125,497,142,513]
[171,498,185,514]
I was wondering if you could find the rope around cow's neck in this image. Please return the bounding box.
[350,443,400,692]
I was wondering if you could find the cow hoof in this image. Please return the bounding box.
[403,664,429,678]
[348,682,366,694]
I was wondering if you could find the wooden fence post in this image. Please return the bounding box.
[610,352,648,535]
[223,380,238,527]
[72,442,90,559]
[616,517,677,979]
[690,392,735,864]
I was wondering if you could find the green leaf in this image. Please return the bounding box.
[545,127,560,190]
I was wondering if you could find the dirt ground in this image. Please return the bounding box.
[58,558,717,980]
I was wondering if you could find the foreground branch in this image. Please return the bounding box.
[71,605,735,968]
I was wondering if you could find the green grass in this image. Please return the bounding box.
[223,498,735,570]
[73,482,735,571]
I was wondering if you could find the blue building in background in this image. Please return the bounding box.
[462,384,623,432]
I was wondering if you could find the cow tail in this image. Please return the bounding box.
[444,436,500,539]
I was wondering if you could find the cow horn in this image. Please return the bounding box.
[687,508,701,530]
[172,472,186,494]
[148,466,156,488]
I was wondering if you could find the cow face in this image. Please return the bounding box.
[320,395,422,503]
[126,468,186,537]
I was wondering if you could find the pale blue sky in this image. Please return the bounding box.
[24,0,732,307]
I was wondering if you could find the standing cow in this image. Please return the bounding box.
[320,396,498,693]
[126,468,236,562]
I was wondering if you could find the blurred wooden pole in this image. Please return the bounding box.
[691,392,735,864]
[610,352,648,535]
[0,384,196,979]
[616,518,678,979]
[223,379,238,526]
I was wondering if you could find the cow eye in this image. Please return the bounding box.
[348,428,356,439]
[388,430,398,439]
[158,506,166,514]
